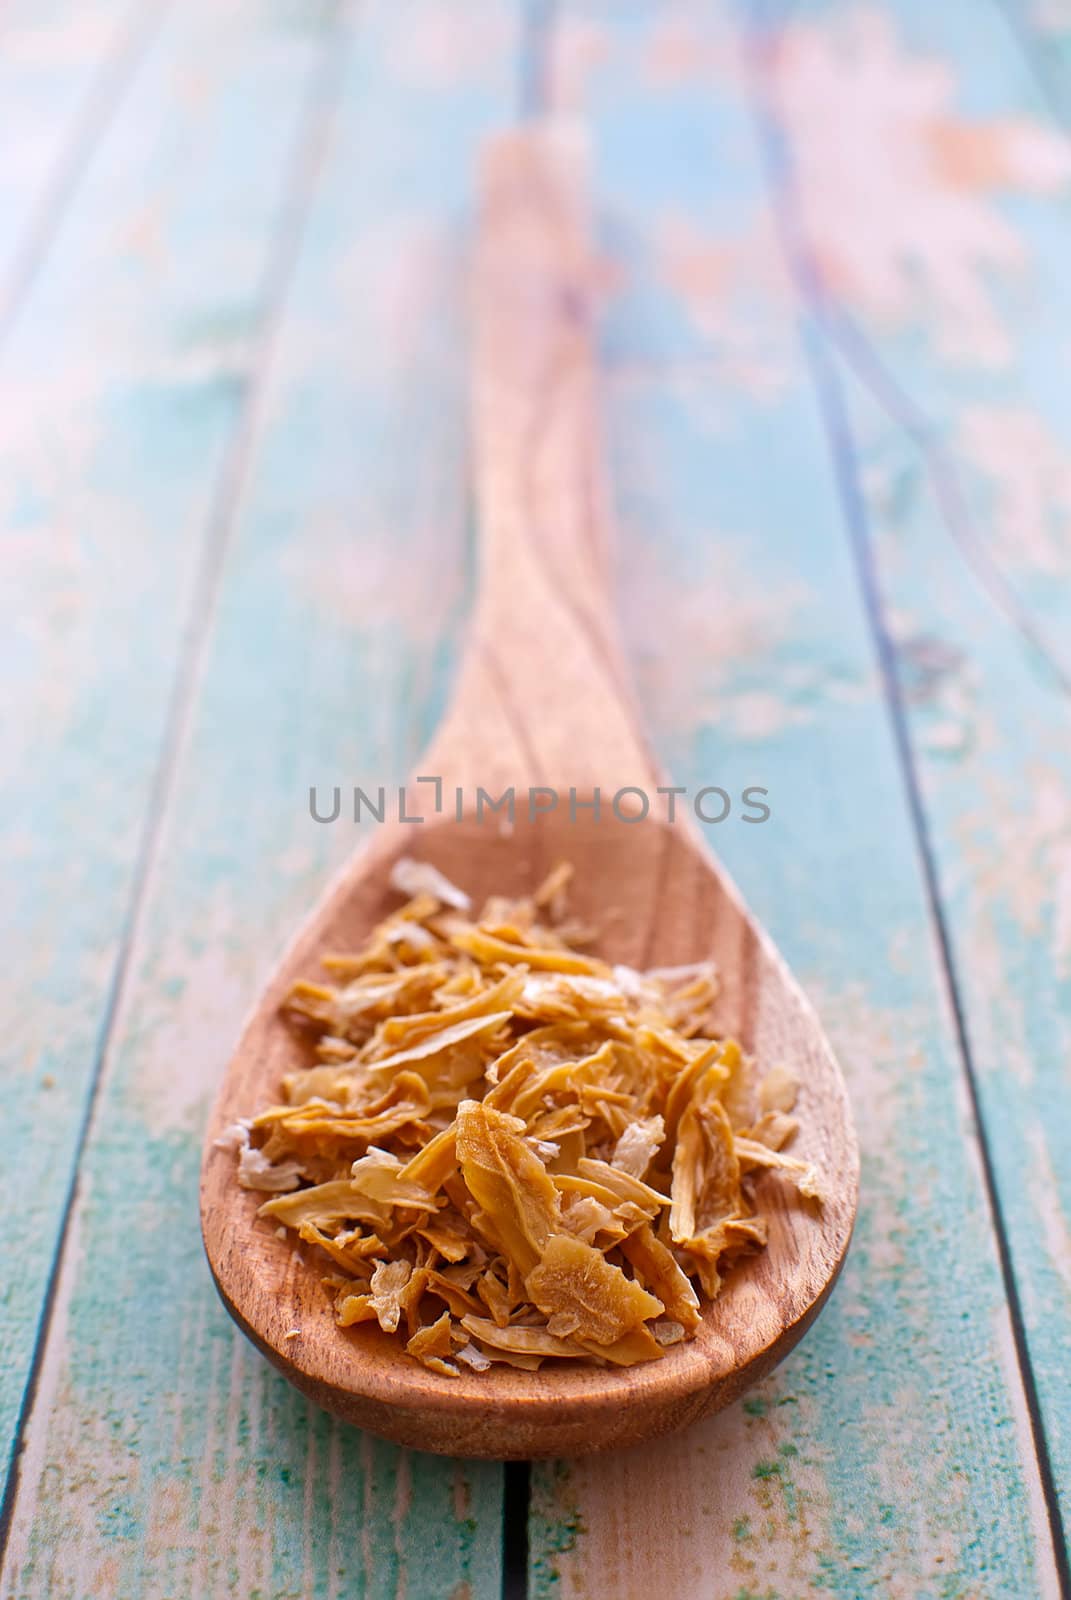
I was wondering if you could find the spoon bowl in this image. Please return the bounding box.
[200,128,858,1458]
[202,809,856,1457]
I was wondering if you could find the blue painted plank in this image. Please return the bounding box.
[764,0,1071,1549]
[527,4,1065,1595]
[0,0,159,324]
[1,3,520,1595]
[0,0,350,1516]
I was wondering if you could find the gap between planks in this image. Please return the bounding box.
[502,5,558,1586]
[0,0,358,1571]
[0,0,171,347]
[744,10,1071,1595]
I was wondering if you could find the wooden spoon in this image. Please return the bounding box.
[200,127,858,1460]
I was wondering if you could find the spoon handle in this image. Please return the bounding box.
[426,125,657,797]
[473,128,612,630]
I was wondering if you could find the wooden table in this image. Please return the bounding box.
[3,2,1070,1595]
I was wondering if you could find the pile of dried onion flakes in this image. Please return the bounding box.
[220,860,822,1376]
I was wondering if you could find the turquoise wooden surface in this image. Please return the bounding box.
[786,0,1071,1533]
[2,3,1069,1599]
[0,0,154,326]
[0,0,348,1503]
[523,7,1068,1593]
[2,3,515,1596]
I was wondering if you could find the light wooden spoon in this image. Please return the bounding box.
[200,127,858,1460]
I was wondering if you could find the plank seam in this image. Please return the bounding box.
[0,0,358,1570]
[991,0,1071,133]
[743,11,1071,1594]
[506,8,559,1597]
[503,1461,532,1600]
[0,0,171,349]
[521,0,558,120]
[823,308,1071,698]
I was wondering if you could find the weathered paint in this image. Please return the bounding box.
[778,0,1069,1529]
[0,0,346,1491]
[1,3,517,1596]
[0,0,159,325]
[527,3,1066,1594]
[2,0,1070,1594]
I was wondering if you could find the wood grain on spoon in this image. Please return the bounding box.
[200,126,859,1460]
